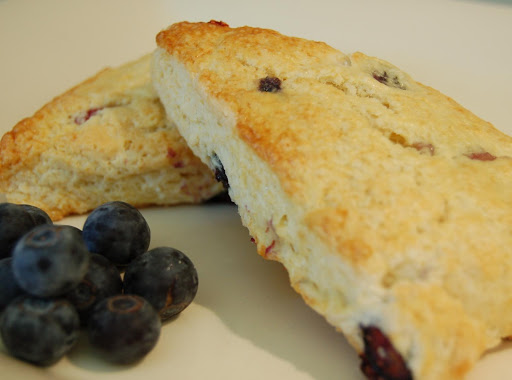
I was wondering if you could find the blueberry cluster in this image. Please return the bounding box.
[0,201,198,366]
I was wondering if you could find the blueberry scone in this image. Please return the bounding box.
[152,21,512,380]
[0,54,223,220]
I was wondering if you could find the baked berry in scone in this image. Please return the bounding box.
[0,54,223,220]
[152,21,512,380]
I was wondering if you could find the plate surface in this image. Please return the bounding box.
[1,1,511,379]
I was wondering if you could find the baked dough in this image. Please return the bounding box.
[152,21,512,379]
[0,54,223,220]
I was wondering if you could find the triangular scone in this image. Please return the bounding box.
[0,54,223,220]
[152,21,512,380]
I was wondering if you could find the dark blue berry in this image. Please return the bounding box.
[0,296,80,366]
[124,247,198,320]
[372,71,406,90]
[211,153,229,189]
[360,325,412,380]
[82,202,150,266]
[258,76,282,92]
[66,253,123,325]
[12,224,90,297]
[87,294,161,364]
[0,257,26,313]
[21,204,53,226]
[0,203,37,259]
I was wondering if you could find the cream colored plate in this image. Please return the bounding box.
[1,1,511,379]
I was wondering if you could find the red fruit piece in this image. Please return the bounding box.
[74,107,104,125]
[466,151,496,161]
[359,325,412,380]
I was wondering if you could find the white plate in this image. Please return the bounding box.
[1,1,511,379]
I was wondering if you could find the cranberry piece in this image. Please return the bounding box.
[74,107,103,125]
[466,151,496,161]
[373,71,389,85]
[372,71,406,90]
[359,325,412,380]
[411,142,435,156]
[259,77,282,93]
[167,148,177,158]
[208,20,229,27]
[264,240,276,255]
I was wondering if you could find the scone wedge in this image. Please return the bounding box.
[152,21,512,380]
[0,54,223,220]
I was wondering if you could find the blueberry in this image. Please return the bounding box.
[211,153,229,189]
[0,296,80,366]
[372,70,406,90]
[21,204,53,225]
[12,224,90,297]
[0,257,26,313]
[124,247,198,320]
[0,203,37,259]
[66,253,123,325]
[87,294,161,364]
[359,325,412,380]
[258,76,282,92]
[82,202,151,266]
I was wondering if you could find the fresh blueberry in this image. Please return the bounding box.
[124,247,198,320]
[0,202,37,259]
[66,253,123,325]
[82,202,151,266]
[87,294,161,364]
[0,296,80,366]
[0,257,26,313]
[21,204,53,225]
[12,224,90,297]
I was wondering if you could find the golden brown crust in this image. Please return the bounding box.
[0,54,223,220]
[153,21,512,379]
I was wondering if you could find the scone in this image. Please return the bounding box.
[152,21,512,380]
[0,54,223,220]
